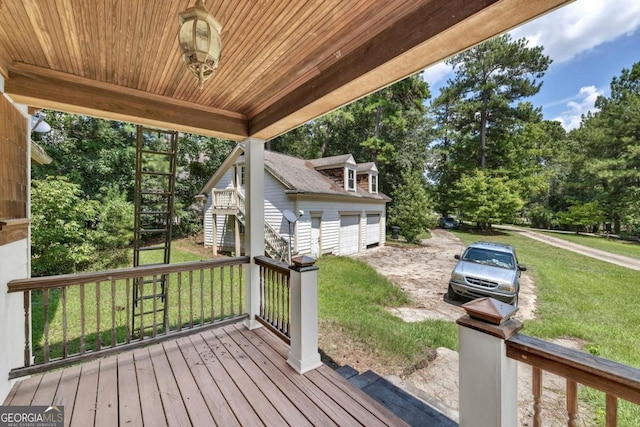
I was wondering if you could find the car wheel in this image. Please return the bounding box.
[447,284,458,301]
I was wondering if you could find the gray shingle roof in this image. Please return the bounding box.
[263,151,389,201]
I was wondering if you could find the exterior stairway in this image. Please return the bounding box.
[211,189,290,261]
[337,365,458,427]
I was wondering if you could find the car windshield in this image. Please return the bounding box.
[462,248,515,269]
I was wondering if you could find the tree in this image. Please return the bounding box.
[452,170,523,228]
[388,171,438,243]
[557,202,605,233]
[444,34,551,169]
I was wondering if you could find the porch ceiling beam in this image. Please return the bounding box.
[5,63,249,141]
[249,0,571,139]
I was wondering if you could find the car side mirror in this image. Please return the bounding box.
[518,264,527,271]
[454,254,461,260]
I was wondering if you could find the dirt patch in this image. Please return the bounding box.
[353,229,537,322]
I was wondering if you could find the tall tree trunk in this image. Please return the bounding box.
[479,96,488,169]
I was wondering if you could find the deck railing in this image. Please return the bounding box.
[255,255,291,343]
[212,188,237,209]
[7,257,250,378]
[507,334,640,427]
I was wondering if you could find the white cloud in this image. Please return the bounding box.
[552,85,605,130]
[421,61,453,89]
[511,0,640,63]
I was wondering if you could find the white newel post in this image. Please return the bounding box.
[287,255,322,374]
[457,298,523,427]
[243,138,265,330]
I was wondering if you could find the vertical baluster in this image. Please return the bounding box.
[220,267,225,319]
[200,268,204,326]
[43,288,50,363]
[139,278,145,340]
[267,269,273,323]
[125,278,131,343]
[277,270,282,331]
[532,367,542,427]
[605,394,617,427]
[23,292,30,367]
[270,269,275,325]
[189,270,194,328]
[152,275,158,337]
[62,287,68,358]
[163,274,169,334]
[259,265,265,318]
[80,284,86,353]
[111,279,116,347]
[210,268,215,322]
[285,275,290,335]
[178,272,183,331]
[566,379,578,427]
[96,281,102,351]
[230,265,235,317]
[239,264,243,315]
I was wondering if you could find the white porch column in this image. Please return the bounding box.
[243,138,265,330]
[287,255,322,374]
[457,298,523,427]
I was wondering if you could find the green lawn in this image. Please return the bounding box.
[454,229,640,424]
[317,256,458,367]
[532,229,640,259]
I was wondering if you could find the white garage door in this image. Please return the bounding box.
[339,215,360,255]
[366,214,380,246]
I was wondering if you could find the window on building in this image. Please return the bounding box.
[347,168,355,191]
[371,175,378,193]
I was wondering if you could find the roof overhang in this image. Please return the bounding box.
[0,0,572,141]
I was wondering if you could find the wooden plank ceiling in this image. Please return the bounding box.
[0,0,572,141]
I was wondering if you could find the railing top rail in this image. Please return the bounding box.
[255,255,290,277]
[8,256,251,293]
[507,333,640,405]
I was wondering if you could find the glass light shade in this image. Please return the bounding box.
[178,0,222,89]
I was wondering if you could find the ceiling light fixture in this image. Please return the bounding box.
[178,0,222,89]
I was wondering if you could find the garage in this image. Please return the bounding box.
[366,214,380,246]
[339,215,360,255]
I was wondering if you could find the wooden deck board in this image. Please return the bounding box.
[230,324,342,426]
[70,362,99,427]
[188,332,265,426]
[175,335,242,427]
[200,329,289,426]
[5,322,409,427]
[147,343,192,426]
[132,347,167,427]
[94,356,118,427]
[116,351,143,427]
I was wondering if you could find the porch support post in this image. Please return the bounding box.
[287,255,322,374]
[211,213,217,256]
[457,298,523,427]
[243,138,265,330]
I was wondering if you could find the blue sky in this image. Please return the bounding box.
[422,0,640,131]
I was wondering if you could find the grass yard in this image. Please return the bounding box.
[532,229,640,259]
[316,256,458,367]
[454,229,640,424]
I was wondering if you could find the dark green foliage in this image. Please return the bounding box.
[31,177,134,275]
[388,171,438,243]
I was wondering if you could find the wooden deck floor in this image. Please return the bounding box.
[4,322,408,426]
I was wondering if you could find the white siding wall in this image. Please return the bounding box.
[295,200,386,256]
[0,239,29,401]
[264,173,293,241]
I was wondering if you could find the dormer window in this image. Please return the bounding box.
[370,174,378,194]
[346,168,356,191]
